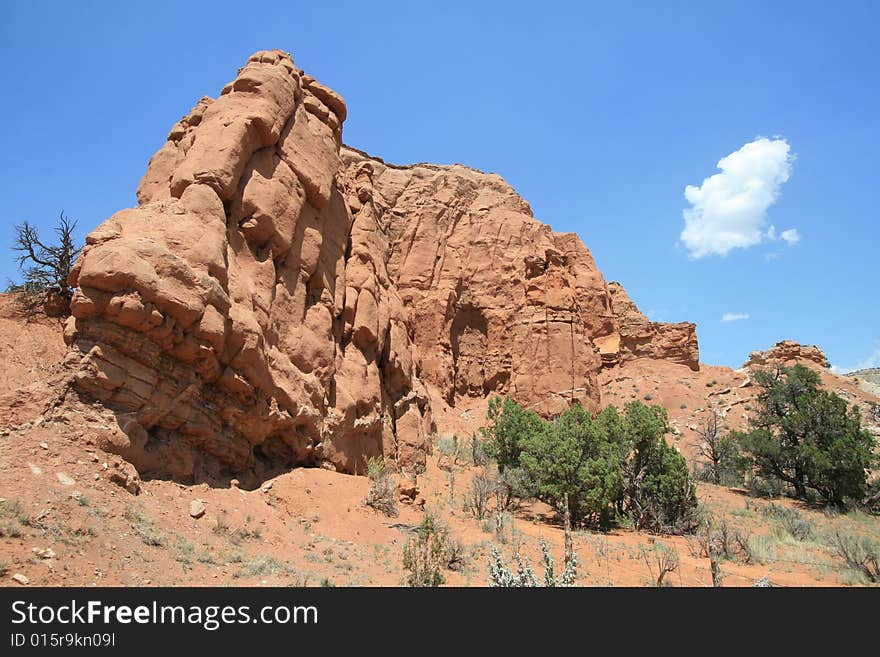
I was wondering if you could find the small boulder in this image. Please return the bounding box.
[11,573,29,586]
[397,483,419,504]
[189,499,206,519]
[33,547,56,560]
[107,458,141,495]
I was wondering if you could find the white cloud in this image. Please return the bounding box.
[780,228,800,245]
[721,312,750,322]
[681,137,796,258]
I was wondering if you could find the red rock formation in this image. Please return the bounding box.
[604,282,699,371]
[65,50,432,485]
[338,148,616,418]
[63,50,699,484]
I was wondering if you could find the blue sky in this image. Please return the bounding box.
[1,1,877,371]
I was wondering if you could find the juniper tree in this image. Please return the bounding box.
[735,365,876,506]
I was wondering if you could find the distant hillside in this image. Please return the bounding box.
[847,368,880,397]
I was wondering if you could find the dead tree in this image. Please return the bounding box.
[10,212,81,316]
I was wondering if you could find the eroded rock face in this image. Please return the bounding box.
[604,282,699,370]
[66,50,432,485]
[338,148,615,418]
[64,50,699,485]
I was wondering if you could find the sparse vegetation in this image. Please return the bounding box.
[402,511,451,587]
[436,435,469,466]
[234,554,297,579]
[487,537,578,587]
[0,499,30,538]
[124,506,166,547]
[826,529,879,583]
[212,513,264,545]
[763,504,814,541]
[173,536,197,565]
[364,456,398,518]
[694,409,747,486]
[446,538,467,572]
[640,542,679,587]
[691,514,754,566]
[463,470,495,520]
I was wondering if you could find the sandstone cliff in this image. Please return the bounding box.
[63,50,698,485]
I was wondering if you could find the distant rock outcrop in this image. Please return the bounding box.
[63,50,699,485]
[745,340,830,369]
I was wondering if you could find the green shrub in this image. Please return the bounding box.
[493,466,530,512]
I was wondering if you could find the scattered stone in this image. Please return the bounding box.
[11,573,29,585]
[33,547,56,560]
[27,463,42,475]
[189,500,206,519]
[397,483,419,504]
[39,442,49,450]
[107,460,141,495]
[753,577,773,587]
[260,481,273,493]
[56,472,75,486]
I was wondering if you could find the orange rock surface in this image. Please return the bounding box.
[63,50,698,485]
